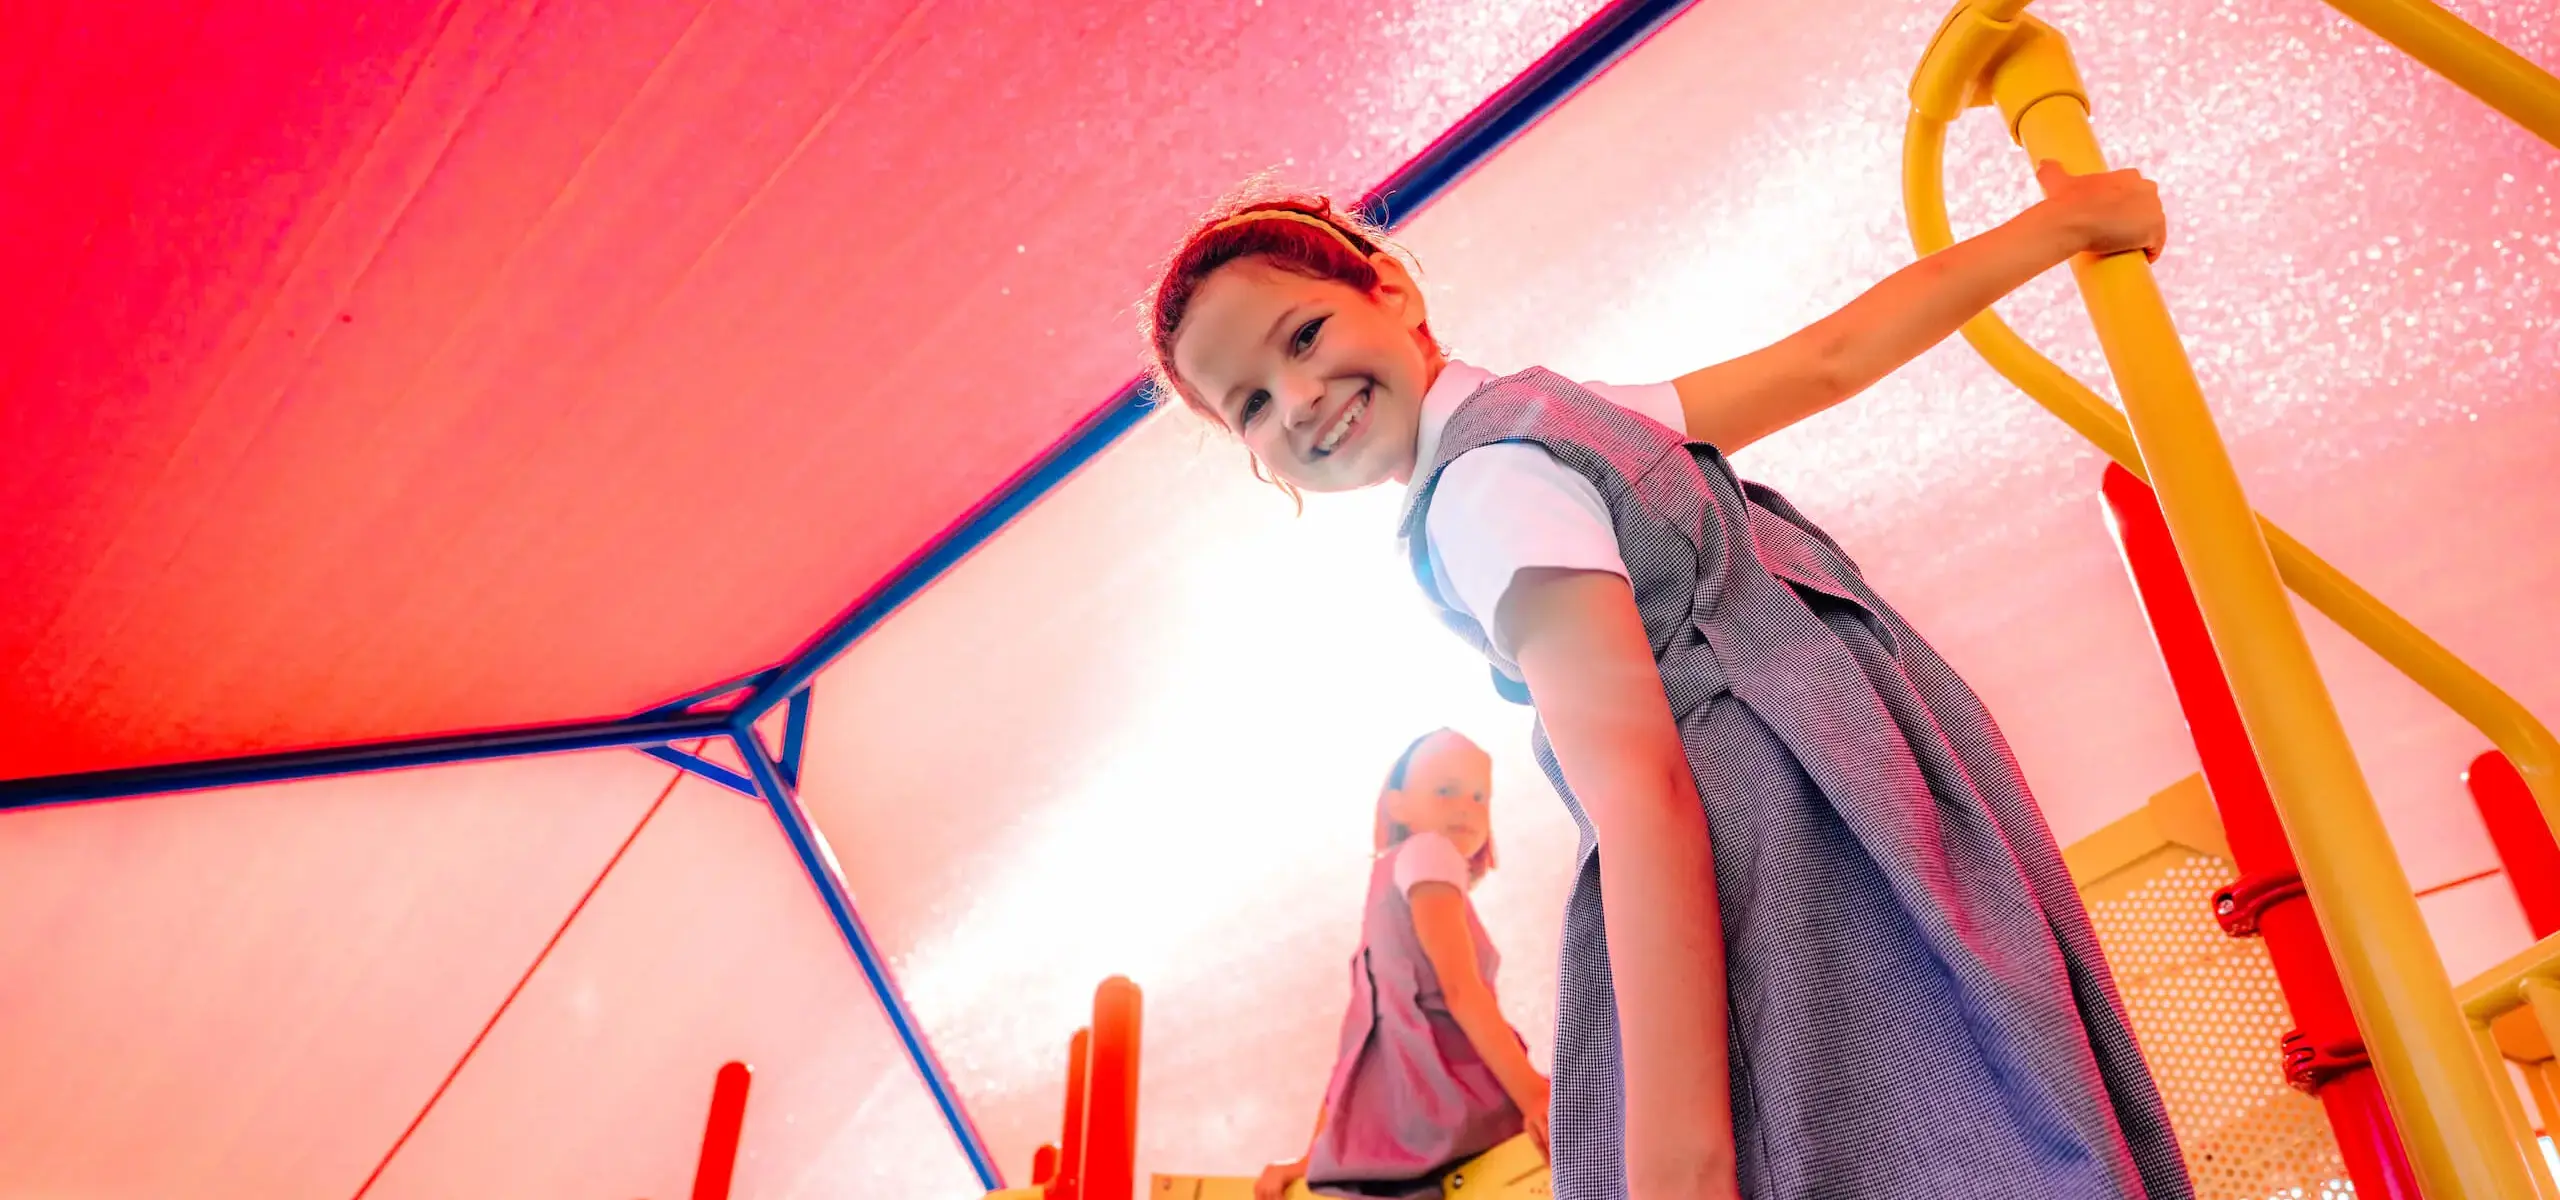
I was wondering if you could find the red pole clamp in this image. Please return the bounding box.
[2282,1030,2374,1095]
[2212,870,2308,938]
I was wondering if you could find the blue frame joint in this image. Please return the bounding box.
[778,689,811,790]
[642,745,759,798]
[638,666,783,719]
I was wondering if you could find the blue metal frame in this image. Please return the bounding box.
[729,719,1006,1190]
[1355,0,1694,226]
[641,745,761,798]
[0,712,735,811]
[639,666,783,719]
[777,688,811,790]
[0,0,1695,1178]
[732,0,1693,726]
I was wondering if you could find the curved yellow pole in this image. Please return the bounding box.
[1902,113,2560,846]
[2318,0,2560,149]
[1906,7,2549,1196]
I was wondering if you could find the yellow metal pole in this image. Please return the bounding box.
[1983,20,2539,1200]
[1904,86,2560,857]
[2318,0,2560,150]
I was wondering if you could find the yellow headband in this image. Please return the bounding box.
[1205,207,1370,256]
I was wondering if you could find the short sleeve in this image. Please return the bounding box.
[1424,447,1627,648]
[1416,373,1682,653]
[1392,831,1473,895]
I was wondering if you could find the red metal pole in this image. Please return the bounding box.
[1080,977,1144,1200]
[2101,465,2421,1199]
[1049,1029,1091,1200]
[2465,750,2560,939]
[690,1061,753,1200]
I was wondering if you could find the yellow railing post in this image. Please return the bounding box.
[2460,933,2560,1198]
[1908,7,2544,1196]
[1906,8,2560,861]
[2317,0,2560,150]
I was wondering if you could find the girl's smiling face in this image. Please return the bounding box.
[1168,255,1442,494]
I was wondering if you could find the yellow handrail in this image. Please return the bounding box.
[2456,930,2560,1199]
[1906,6,2556,1196]
[1900,116,2560,848]
[2316,0,2560,150]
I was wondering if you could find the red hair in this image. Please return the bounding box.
[1142,194,1414,421]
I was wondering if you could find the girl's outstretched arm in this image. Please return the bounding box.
[1409,884,1551,1154]
[1672,160,2165,453]
[1500,568,1735,1200]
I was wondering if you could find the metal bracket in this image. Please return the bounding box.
[2213,870,2307,938]
[643,745,759,798]
[2282,1028,2371,1095]
[778,688,811,789]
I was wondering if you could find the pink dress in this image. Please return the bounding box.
[1305,837,1524,1199]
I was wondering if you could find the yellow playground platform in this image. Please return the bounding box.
[1148,1135,1549,1200]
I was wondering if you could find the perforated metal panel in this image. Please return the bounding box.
[2085,853,2353,1199]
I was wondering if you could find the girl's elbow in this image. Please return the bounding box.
[1799,326,1864,405]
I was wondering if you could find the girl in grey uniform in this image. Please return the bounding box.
[1144,161,2192,1200]
[1258,729,1548,1200]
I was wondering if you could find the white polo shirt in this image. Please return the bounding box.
[1408,360,1686,655]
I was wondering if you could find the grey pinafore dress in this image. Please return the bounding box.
[1305,843,1525,1199]
[1396,369,2191,1200]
